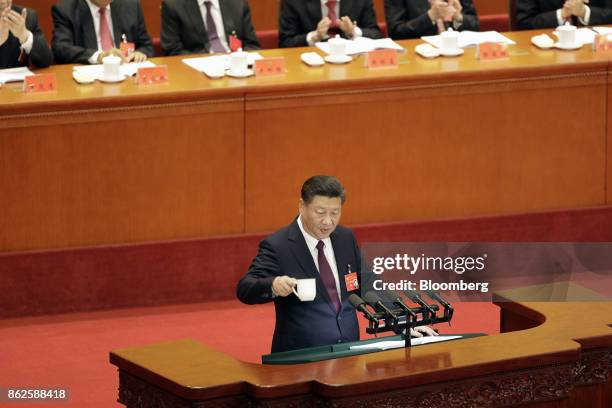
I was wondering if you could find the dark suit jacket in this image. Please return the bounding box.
[279,0,382,48]
[237,220,362,353]
[161,0,260,55]
[0,5,53,69]
[516,0,612,29]
[385,0,479,39]
[51,0,154,64]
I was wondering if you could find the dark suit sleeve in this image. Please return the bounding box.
[385,0,438,39]
[26,9,53,68]
[240,0,260,50]
[51,4,96,64]
[516,0,560,29]
[588,0,612,25]
[279,0,309,48]
[357,0,383,39]
[236,239,281,304]
[457,0,479,31]
[160,0,191,55]
[133,1,154,56]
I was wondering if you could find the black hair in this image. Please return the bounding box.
[301,175,346,204]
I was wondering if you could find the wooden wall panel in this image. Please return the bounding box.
[0,107,244,252]
[244,74,606,233]
[20,0,510,41]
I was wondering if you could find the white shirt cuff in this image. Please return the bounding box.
[20,31,33,54]
[556,9,565,26]
[89,50,102,65]
[352,26,362,39]
[307,31,330,46]
[579,6,591,25]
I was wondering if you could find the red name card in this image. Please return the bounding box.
[365,49,398,68]
[255,58,286,77]
[24,74,57,93]
[120,42,135,57]
[593,34,612,53]
[477,43,509,60]
[136,66,169,85]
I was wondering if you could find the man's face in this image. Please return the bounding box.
[299,195,342,240]
[90,0,113,8]
[0,1,12,14]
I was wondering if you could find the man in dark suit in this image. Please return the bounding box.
[237,176,435,353]
[385,0,479,40]
[279,0,382,48]
[161,0,260,55]
[0,1,52,69]
[516,0,612,29]
[51,0,154,64]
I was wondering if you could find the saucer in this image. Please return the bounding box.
[439,48,464,57]
[554,41,582,50]
[324,54,352,64]
[225,68,254,78]
[72,71,95,84]
[203,69,225,79]
[98,75,127,83]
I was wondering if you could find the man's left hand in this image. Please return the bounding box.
[126,51,147,63]
[565,0,587,18]
[410,326,438,337]
[338,16,356,38]
[4,8,29,45]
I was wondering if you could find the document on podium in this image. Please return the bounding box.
[72,61,156,80]
[0,67,34,84]
[316,37,404,55]
[349,335,462,351]
[421,31,515,49]
[182,53,264,73]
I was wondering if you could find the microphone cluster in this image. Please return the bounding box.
[348,290,454,347]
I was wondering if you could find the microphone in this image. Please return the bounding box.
[382,290,418,319]
[404,290,437,317]
[423,290,452,309]
[363,291,399,323]
[348,294,378,323]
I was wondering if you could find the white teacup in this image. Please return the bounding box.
[440,28,459,51]
[328,35,347,56]
[102,55,122,80]
[557,23,577,46]
[229,49,249,74]
[292,278,316,301]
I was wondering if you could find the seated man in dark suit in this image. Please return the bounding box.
[237,175,435,353]
[0,1,52,69]
[161,0,260,55]
[516,0,612,29]
[385,0,479,40]
[279,0,382,48]
[51,0,154,64]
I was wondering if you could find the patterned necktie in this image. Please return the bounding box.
[204,1,226,53]
[98,7,113,51]
[326,0,340,35]
[316,240,341,313]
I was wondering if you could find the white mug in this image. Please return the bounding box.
[229,50,248,74]
[292,278,316,301]
[102,55,122,80]
[557,23,577,46]
[328,35,347,56]
[441,28,459,51]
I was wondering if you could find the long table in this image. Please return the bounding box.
[109,300,612,407]
[1,29,610,252]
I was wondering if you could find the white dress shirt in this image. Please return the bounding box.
[199,0,230,53]
[85,0,115,64]
[556,6,591,26]
[20,31,33,54]
[297,215,342,298]
[306,0,363,46]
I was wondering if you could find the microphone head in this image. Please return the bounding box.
[363,291,383,306]
[348,293,365,309]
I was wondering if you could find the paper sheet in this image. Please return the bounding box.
[72,61,156,80]
[315,37,404,55]
[592,26,612,35]
[0,66,34,84]
[182,53,263,73]
[350,335,463,351]
[422,31,515,49]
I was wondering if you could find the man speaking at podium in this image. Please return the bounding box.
[237,175,434,353]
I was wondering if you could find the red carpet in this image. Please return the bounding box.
[0,300,499,407]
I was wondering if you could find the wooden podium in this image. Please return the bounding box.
[110,299,611,407]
